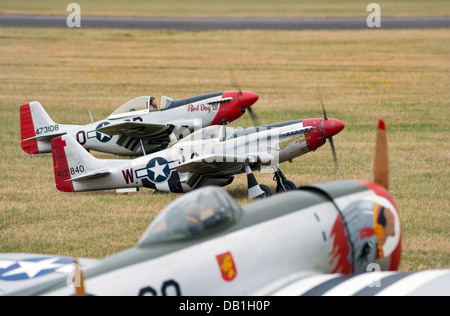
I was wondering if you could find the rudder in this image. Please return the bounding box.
[20,101,58,154]
[52,136,75,192]
[51,135,104,192]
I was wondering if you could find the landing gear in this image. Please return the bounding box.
[245,165,272,199]
[259,184,273,199]
[272,166,297,193]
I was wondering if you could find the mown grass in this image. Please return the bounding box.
[1,0,449,17]
[0,27,448,271]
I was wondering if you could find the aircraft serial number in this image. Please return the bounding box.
[36,125,59,135]
[56,165,85,177]
[138,279,181,296]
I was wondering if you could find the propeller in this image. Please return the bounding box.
[231,74,259,126]
[373,120,389,190]
[318,88,339,172]
[73,259,87,296]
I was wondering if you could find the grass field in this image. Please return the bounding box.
[1,0,450,17]
[0,27,449,272]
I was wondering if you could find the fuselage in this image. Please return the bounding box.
[21,91,258,156]
[24,180,400,296]
[59,118,344,193]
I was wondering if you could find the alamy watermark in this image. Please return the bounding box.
[366,263,382,287]
[367,3,381,28]
[66,261,83,288]
[67,3,81,28]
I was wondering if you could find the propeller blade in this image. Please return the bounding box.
[247,106,259,126]
[318,87,328,120]
[318,88,339,171]
[373,120,389,190]
[73,259,87,296]
[328,136,339,171]
[231,73,243,95]
[231,73,259,126]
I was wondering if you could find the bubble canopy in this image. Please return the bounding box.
[108,96,150,119]
[138,187,243,246]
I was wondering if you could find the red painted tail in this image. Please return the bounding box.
[20,101,59,154]
[51,136,74,192]
[20,103,39,154]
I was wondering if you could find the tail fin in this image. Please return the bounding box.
[20,101,59,154]
[51,135,106,192]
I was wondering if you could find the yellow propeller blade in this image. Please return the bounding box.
[74,259,87,296]
[373,120,389,190]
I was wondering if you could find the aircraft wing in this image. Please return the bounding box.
[252,270,450,296]
[97,121,175,140]
[0,253,99,296]
[175,153,274,175]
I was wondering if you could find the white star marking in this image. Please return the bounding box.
[0,260,15,269]
[1,258,69,279]
[98,132,111,142]
[150,160,167,180]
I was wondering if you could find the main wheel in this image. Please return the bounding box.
[257,184,272,199]
[276,180,297,193]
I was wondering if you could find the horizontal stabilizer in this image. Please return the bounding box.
[0,253,99,296]
[67,169,111,182]
[23,131,66,142]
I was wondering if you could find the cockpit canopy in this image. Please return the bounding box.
[138,187,242,246]
[108,96,150,119]
[176,125,236,144]
[160,96,174,110]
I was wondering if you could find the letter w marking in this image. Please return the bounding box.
[122,169,134,184]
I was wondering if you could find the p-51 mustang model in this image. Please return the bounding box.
[2,121,449,296]
[51,114,345,198]
[20,91,259,156]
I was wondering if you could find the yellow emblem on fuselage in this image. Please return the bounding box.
[279,135,311,150]
[216,252,237,282]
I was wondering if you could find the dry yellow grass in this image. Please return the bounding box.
[0,28,449,271]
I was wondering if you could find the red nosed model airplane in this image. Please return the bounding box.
[20,91,259,156]
[50,112,345,198]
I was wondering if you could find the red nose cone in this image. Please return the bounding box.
[322,119,345,138]
[239,91,259,109]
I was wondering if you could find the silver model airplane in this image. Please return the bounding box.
[2,120,449,296]
[20,91,259,156]
[50,113,345,198]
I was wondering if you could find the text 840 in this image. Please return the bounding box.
[57,165,85,177]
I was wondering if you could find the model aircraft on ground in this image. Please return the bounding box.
[2,120,449,296]
[20,91,259,156]
[50,111,345,198]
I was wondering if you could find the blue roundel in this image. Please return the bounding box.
[146,157,172,183]
[96,122,112,143]
[0,257,74,281]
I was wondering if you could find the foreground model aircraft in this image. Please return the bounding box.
[51,113,345,198]
[20,91,259,156]
[2,121,449,296]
